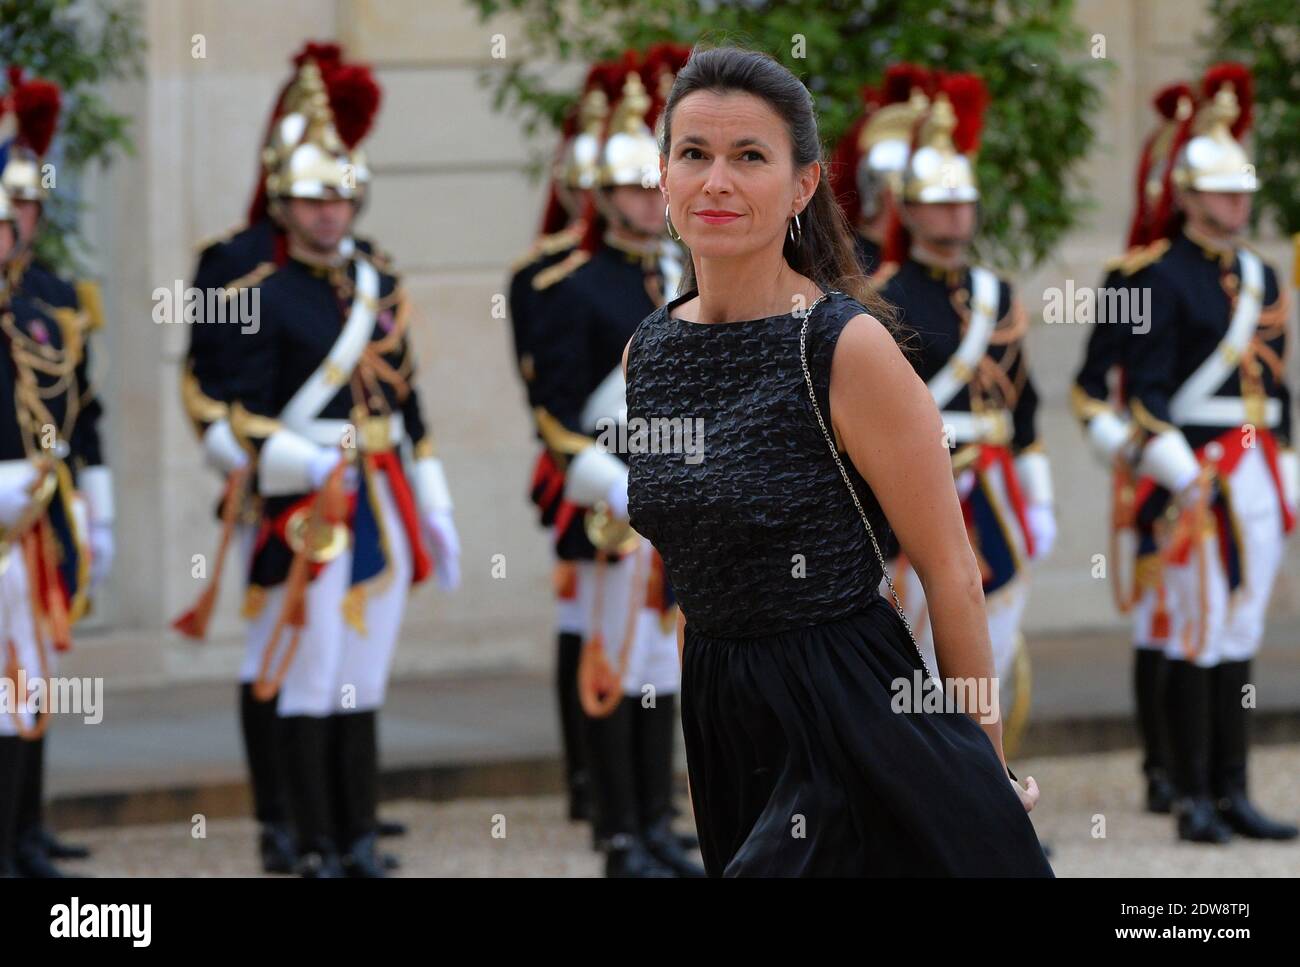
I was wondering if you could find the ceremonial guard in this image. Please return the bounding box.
[832,63,933,276]
[174,43,398,873]
[1,67,110,876]
[0,181,99,876]
[512,45,690,830]
[225,67,461,877]
[874,74,1054,738]
[509,60,612,824]
[1123,64,1297,843]
[528,59,700,877]
[1071,81,1196,815]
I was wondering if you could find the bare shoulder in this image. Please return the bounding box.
[832,311,910,385]
[622,336,632,379]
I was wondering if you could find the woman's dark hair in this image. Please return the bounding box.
[659,44,892,323]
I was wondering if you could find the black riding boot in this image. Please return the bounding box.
[632,695,703,877]
[19,735,90,861]
[239,683,295,873]
[0,737,24,877]
[278,714,343,877]
[333,710,387,877]
[1134,648,1173,813]
[1164,659,1231,844]
[557,631,591,821]
[12,737,65,877]
[1211,660,1298,840]
[583,699,673,878]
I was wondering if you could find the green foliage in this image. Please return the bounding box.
[0,0,145,272]
[469,0,1107,270]
[1204,0,1300,234]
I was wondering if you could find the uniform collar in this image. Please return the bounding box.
[1182,225,1237,268]
[603,229,661,267]
[909,244,967,287]
[290,251,351,283]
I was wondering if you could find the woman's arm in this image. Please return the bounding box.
[829,312,1038,810]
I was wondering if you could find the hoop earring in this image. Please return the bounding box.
[788,212,803,247]
[665,203,682,242]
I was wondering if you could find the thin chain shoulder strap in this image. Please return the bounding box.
[798,292,935,681]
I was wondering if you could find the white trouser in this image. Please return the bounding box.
[573,544,680,698]
[235,522,261,684]
[0,549,43,735]
[1163,446,1285,667]
[244,472,414,717]
[888,454,1031,684]
[1131,584,1171,650]
[889,562,1027,685]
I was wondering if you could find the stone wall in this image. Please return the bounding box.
[63,0,1297,687]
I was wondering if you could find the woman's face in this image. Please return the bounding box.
[661,90,817,260]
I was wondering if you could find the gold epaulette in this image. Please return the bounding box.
[74,279,106,332]
[1104,238,1171,277]
[509,227,582,273]
[532,249,591,291]
[222,261,277,295]
[538,226,583,255]
[194,223,246,255]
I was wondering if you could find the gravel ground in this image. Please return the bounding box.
[45,745,1300,877]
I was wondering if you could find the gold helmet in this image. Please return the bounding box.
[266,62,358,201]
[598,71,660,190]
[857,76,931,200]
[250,44,380,221]
[1172,63,1257,194]
[2,68,62,203]
[558,86,609,191]
[902,73,988,205]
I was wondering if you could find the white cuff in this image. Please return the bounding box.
[1280,449,1299,511]
[1085,411,1133,465]
[79,465,115,525]
[202,418,249,476]
[259,428,323,496]
[1138,429,1200,493]
[1014,451,1053,506]
[564,445,629,507]
[413,456,453,514]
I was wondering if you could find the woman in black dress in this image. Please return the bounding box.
[621,45,1053,876]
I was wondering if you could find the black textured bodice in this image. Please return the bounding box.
[626,288,892,639]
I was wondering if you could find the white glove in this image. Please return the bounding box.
[1025,503,1056,560]
[422,508,461,591]
[606,476,629,520]
[0,462,39,528]
[307,448,357,492]
[90,522,115,589]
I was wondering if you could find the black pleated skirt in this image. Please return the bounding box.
[680,595,1055,877]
